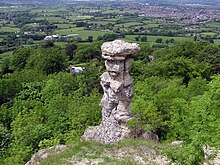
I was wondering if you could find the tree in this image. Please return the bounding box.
[155,38,163,43]
[140,36,147,42]
[10,47,32,71]
[87,36,93,42]
[41,40,54,48]
[66,44,78,61]
[102,33,118,41]
[76,37,82,42]
[194,36,198,41]
[170,38,175,43]
[165,39,170,44]
[97,36,103,41]
[120,33,125,38]
[0,123,10,158]
[135,36,140,41]
[74,42,102,63]
[167,75,220,164]
[26,48,67,75]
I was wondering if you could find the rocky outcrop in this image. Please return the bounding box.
[25,145,67,165]
[82,40,140,144]
[203,145,220,165]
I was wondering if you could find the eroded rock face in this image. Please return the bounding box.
[82,40,140,143]
[25,145,67,165]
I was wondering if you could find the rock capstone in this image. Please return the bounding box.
[81,40,140,143]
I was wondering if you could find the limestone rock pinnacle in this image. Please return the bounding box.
[81,40,140,143]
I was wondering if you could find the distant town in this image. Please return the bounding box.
[125,3,220,24]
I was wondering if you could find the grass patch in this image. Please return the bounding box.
[55,23,75,29]
[34,16,64,22]
[137,23,160,28]
[89,21,115,25]
[76,15,94,20]
[124,35,193,43]
[40,139,166,165]
[0,27,20,33]
[0,51,14,59]
[201,32,217,36]
[115,22,143,28]
[214,39,220,45]
[55,28,113,40]
[206,22,220,28]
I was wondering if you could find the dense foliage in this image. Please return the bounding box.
[0,40,220,164]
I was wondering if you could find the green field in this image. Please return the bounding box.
[137,23,160,28]
[89,21,115,25]
[76,16,94,20]
[24,23,40,28]
[124,35,193,43]
[54,23,75,29]
[30,6,68,14]
[0,34,7,39]
[206,22,220,28]
[214,39,220,45]
[201,32,217,36]
[55,27,112,40]
[115,22,143,28]
[34,16,64,22]
[0,27,20,32]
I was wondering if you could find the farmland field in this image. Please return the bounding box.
[115,22,143,27]
[124,35,193,43]
[0,27,20,33]
[206,22,220,28]
[55,27,112,39]
[214,39,220,45]
[201,32,217,36]
[34,16,64,22]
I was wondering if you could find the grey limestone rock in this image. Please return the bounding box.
[25,145,67,165]
[82,40,140,144]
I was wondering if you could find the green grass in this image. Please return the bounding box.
[89,21,115,25]
[76,16,94,20]
[115,22,143,28]
[0,6,26,12]
[214,39,220,45]
[30,6,69,14]
[206,22,220,28]
[40,139,166,165]
[124,35,193,43]
[24,23,39,28]
[55,28,113,40]
[0,27,20,33]
[102,10,130,14]
[54,23,75,29]
[0,51,14,58]
[34,16,64,22]
[66,15,77,21]
[136,23,160,28]
[54,42,67,47]
[102,18,121,22]
[201,32,217,36]
[0,34,7,39]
